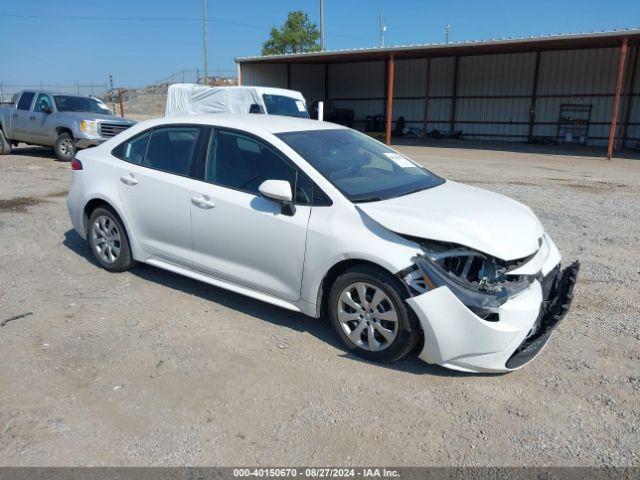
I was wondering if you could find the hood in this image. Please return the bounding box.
[357,180,544,261]
[57,111,134,123]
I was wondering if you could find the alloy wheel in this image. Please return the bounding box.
[337,282,399,351]
[91,215,121,264]
[59,139,74,157]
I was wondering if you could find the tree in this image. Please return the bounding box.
[262,11,320,56]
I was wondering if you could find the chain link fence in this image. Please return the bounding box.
[1,68,237,121]
[0,83,109,104]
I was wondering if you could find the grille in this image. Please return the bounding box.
[99,123,130,137]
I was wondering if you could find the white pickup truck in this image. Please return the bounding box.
[0,90,134,161]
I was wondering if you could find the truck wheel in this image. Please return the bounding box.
[54,133,76,161]
[0,129,11,155]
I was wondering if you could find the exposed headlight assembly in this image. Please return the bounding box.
[401,238,535,320]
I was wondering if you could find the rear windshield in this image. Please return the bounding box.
[262,94,309,118]
[53,95,113,115]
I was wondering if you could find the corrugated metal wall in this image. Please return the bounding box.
[242,63,287,88]
[290,64,324,103]
[241,45,640,146]
[328,61,386,121]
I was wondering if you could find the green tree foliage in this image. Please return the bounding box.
[262,11,320,55]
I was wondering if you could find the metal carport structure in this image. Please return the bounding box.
[236,29,640,159]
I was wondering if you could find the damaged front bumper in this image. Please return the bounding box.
[405,252,579,373]
[505,261,579,369]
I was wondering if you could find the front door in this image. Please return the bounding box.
[115,126,204,267]
[28,93,56,146]
[190,129,311,302]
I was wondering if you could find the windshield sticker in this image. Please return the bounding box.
[295,100,306,112]
[384,152,416,168]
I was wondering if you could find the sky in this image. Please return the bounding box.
[0,0,638,88]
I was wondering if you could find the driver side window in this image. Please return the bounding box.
[34,94,53,113]
[206,130,312,205]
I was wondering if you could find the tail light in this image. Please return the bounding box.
[71,158,83,170]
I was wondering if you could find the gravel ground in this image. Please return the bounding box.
[0,141,638,467]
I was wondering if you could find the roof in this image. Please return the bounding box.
[128,114,347,136]
[168,83,304,97]
[236,28,640,64]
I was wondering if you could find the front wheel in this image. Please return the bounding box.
[327,265,422,362]
[54,133,76,161]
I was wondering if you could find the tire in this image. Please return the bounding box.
[327,264,422,363]
[87,207,136,272]
[54,132,76,161]
[0,129,11,155]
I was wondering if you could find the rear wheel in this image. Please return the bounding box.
[54,133,75,161]
[0,129,11,155]
[88,207,135,272]
[327,264,421,362]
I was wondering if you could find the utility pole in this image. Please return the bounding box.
[445,24,451,44]
[203,0,209,86]
[379,14,386,48]
[320,0,325,51]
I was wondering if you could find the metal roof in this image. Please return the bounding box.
[236,28,640,64]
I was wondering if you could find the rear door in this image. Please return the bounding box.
[11,92,35,142]
[114,125,206,267]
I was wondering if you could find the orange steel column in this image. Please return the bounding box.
[607,37,628,160]
[385,53,395,146]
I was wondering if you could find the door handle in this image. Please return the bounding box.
[191,195,215,209]
[12,113,18,118]
[119,174,138,186]
[29,116,35,120]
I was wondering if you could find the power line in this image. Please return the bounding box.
[0,13,377,40]
[0,13,266,29]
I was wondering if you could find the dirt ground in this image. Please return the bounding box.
[0,140,638,467]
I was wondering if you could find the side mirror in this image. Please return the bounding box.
[258,179,295,216]
[249,103,263,114]
[41,105,52,114]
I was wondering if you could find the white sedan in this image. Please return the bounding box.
[66,114,578,373]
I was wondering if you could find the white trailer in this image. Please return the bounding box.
[165,84,309,118]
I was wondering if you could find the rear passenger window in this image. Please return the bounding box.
[17,92,35,111]
[113,131,150,165]
[144,127,200,176]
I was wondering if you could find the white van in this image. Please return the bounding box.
[165,84,309,118]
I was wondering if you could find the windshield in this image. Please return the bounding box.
[262,94,309,118]
[277,129,444,202]
[53,95,113,115]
